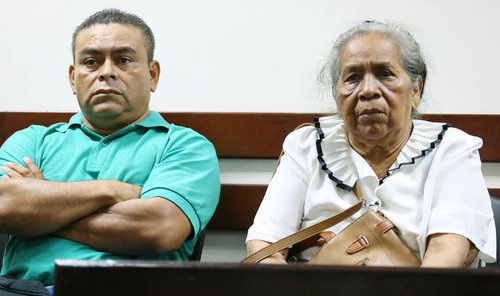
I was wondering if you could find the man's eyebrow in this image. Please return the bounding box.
[79,48,101,56]
[111,47,137,55]
[78,47,137,56]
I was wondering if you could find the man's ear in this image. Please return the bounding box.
[411,75,423,110]
[149,60,161,92]
[69,64,76,95]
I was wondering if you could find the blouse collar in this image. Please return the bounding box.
[314,115,450,192]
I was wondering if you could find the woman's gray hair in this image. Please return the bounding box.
[320,21,427,102]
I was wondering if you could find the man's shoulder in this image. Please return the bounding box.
[165,123,214,148]
[7,122,68,141]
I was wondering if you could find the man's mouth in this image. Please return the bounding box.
[93,89,121,96]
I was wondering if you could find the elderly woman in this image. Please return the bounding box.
[246,21,495,267]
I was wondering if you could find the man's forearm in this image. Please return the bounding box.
[54,197,192,255]
[0,178,140,236]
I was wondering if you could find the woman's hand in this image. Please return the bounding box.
[246,240,288,264]
[421,233,478,268]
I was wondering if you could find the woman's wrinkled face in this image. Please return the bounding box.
[335,33,421,142]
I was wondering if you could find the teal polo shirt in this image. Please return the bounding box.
[0,111,220,285]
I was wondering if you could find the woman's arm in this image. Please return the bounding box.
[246,240,288,264]
[421,233,478,267]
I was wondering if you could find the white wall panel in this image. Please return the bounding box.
[0,0,499,114]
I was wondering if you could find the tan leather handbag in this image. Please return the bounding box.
[242,182,421,267]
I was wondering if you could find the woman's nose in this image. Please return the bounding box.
[358,74,380,100]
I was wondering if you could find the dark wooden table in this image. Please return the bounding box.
[55,260,500,296]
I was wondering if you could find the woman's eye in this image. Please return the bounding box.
[381,70,393,78]
[345,74,359,82]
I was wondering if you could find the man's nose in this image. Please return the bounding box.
[358,74,381,100]
[98,59,117,81]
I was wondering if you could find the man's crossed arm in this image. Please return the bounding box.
[0,158,191,255]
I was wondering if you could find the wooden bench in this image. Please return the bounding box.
[1,112,499,231]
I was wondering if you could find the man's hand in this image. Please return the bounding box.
[1,157,44,180]
[0,158,140,203]
[108,181,142,203]
[0,176,141,237]
[54,197,192,255]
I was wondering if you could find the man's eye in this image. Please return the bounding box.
[118,57,131,64]
[84,59,97,66]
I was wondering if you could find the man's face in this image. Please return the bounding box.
[70,23,159,131]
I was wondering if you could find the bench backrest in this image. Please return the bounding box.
[1,112,499,230]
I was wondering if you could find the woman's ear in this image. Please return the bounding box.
[411,76,423,109]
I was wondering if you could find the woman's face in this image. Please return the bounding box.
[335,32,421,142]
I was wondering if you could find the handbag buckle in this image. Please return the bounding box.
[359,235,369,246]
[347,235,370,254]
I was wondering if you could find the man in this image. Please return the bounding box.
[0,9,220,286]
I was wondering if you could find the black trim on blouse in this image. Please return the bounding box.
[313,117,451,191]
[314,118,354,192]
[379,123,450,184]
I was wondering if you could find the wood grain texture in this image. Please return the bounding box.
[1,112,498,230]
[489,189,500,198]
[207,184,267,230]
[210,185,500,230]
[1,112,499,161]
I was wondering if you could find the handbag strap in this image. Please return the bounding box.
[241,182,364,263]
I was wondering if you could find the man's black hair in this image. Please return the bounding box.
[72,8,155,62]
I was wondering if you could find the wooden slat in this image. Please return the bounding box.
[0,113,71,149]
[207,184,267,230]
[1,112,499,161]
[163,113,319,159]
[209,185,500,230]
[490,189,500,198]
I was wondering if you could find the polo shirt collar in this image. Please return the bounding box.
[134,111,170,129]
[54,111,170,133]
[55,113,84,133]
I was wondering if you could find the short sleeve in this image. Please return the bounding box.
[140,125,220,240]
[427,129,496,263]
[246,126,317,244]
[0,126,44,176]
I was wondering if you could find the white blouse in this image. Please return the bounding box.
[246,115,496,265]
